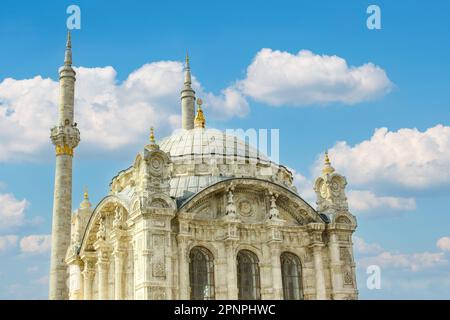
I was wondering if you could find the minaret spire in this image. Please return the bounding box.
[180,51,196,130]
[49,31,80,300]
[184,51,192,85]
[64,31,72,66]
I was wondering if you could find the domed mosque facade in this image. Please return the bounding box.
[49,33,358,300]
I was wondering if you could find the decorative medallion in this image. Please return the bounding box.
[238,200,253,217]
[151,158,162,170]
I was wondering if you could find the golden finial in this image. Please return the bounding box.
[324,151,331,165]
[83,186,89,200]
[194,98,205,128]
[322,151,335,174]
[150,126,155,144]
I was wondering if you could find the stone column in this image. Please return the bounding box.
[112,250,126,300]
[225,241,238,299]
[270,244,283,299]
[95,240,111,300]
[111,225,128,300]
[308,223,327,300]
[81,255,96,300]
[67,254,83,300]
[177,236,190,299]
[312,244,326,300]
[328,232,343,298]
[267,217,284,300]
[214,242,228,299]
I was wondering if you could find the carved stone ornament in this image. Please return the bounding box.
[96,217,106,241]
[225,187,237,218]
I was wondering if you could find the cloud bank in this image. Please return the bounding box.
[238,48,393,106]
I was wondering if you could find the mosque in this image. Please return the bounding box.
[48,32,358,300]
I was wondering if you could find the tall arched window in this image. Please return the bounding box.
[280,252,303,300]
[237,250,261,300]
[189,247,215,300]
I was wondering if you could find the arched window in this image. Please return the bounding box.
[280,252,303,300]
[237,250,261,300]
[189,247,215,300]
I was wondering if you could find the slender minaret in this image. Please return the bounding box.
[181,52,196,129]
[49,31,80,300]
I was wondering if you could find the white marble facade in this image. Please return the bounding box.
[50,33,358,300]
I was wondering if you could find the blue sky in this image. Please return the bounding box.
[0,0,449,299]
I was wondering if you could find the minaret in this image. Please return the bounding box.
[181,52,196,129]
[49,31,80,300]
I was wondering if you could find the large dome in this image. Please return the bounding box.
[157,127,286,200]
[159,127,271,164]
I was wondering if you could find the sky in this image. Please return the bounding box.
[0,0,449,299]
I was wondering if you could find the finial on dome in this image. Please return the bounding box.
[194,98,205,128]
[150,126,156,144]
[322,151,335,174]
[80,186,91,209]
[83,186,89,200]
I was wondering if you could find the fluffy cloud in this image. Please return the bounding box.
[0,61,247,162]
[323,125,450,190]
[353,236,383,255]
[237,48,393,106]
[292,171,316,205]
[348,190,416,213]
[355,237,449,272]
[0,235,18,251]
[359,251,447,272]
[203,87,249,120]
[437,237,450,252]
[0,193,28,231]
[19,235,51,254]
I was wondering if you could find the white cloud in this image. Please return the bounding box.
[238,48,393,106]
[353,236,383,255]
[203,87,249,120]
[348,190,416,213]
[0,193,28,231]
[0,61,247,162]
[359,251,447,272]
[322,125,450,190]
[20,234,51,254]
[437,237,450,252]
[0,235,18,251]
[292,171,316,205]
